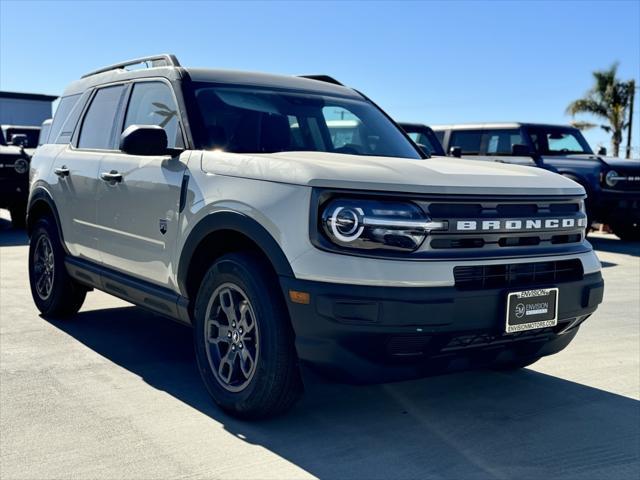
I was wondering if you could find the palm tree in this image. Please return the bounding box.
[566,63,632,157]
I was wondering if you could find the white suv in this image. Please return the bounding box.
[28,55,604,418]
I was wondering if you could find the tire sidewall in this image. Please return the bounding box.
[193,254,287,413]
[28,218,68,312]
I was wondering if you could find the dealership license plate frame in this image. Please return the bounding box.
[505,288,559,334]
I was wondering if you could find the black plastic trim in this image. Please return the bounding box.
[26,186,68,252]
[176,210,294,297]
[65,256,190,324]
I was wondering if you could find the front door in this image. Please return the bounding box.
[96,80,189,289]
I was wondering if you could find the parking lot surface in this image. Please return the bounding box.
[1,212,638,480]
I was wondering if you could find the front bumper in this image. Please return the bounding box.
[281,272,603,383]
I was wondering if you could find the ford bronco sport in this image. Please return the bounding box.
[432,122,640,240]
[27,55,604,418]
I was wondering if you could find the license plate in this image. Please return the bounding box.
[505,288,558,333]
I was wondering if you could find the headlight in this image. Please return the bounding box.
[321,198,446,252]
[14,158,28,175]
[604,170,622,187]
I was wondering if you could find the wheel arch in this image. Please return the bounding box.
[26,187,67,250]
[177,211,294,306]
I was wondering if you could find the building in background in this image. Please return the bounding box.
[0,91,58,126]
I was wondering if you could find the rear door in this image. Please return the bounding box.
[50,86,126,261]
[95,79,189,288]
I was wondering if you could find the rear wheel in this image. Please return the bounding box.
[193,252,302,419]
[28,217,87,317]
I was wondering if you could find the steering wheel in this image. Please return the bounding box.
[334,144,361,155]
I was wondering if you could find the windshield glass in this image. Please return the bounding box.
[526,126,593,155]
[192,84,421,159]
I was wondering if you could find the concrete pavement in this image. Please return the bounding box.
[1,213,638,480]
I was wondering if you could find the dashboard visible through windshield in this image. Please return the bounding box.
[191,84,421,159]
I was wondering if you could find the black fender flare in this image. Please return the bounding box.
[176,210,294,297]
[26,186,68,250]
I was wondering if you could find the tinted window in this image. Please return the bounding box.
[193,84,421,159]
[123,81,183,149]
[450,130,483,154]
[485,129,524,155]
[78,86,125,149]
[434,130,444,144]
[49,94,81,144]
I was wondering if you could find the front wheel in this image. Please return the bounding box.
[193,252,302,419]
[28,217,87,317]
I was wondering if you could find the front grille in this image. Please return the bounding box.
[419,196,586,253]
[453,259,583,290]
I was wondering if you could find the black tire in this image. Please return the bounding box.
[493,355,541,371]
[612,223,640,241]
[193,252,302,419]
[28,216,87,317]
[9,204,26,228]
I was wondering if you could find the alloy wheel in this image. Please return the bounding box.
[204,283,259,392]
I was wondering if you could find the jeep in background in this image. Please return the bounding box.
[0,125,39,226]
[27,55,603,418]
[432,123,640,241]
[398,122,445,157]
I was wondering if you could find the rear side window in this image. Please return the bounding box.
[123,81,184,149]
[485,129,524,155]
[450,130,483,155]
[78,85,125,149]
[48,94,81,144]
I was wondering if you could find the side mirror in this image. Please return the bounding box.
[511,144,531,156]
[597,146,607,156]
[10,134,28,147]
[120,125,169,156]
[449,146,462,158]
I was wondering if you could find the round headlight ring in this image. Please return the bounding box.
[14,159,28,175]
[605,170,619,187]
[330,206,365,242]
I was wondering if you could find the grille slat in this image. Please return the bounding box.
[454,259,583,290]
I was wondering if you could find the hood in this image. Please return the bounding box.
[599,156,640,171]
[201,151,585,196]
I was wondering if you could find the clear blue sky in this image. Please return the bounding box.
[1,0,639,152]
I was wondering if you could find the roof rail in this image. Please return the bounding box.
[298,75,344,86]
[81,54,181,79]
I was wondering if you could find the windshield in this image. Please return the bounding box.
[192,84,421,159]
[526,126,593,156]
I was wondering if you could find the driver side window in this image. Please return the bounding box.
[124,81,184,149]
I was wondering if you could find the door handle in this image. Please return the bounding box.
[54,166,70,177]
[100,170,123,183]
